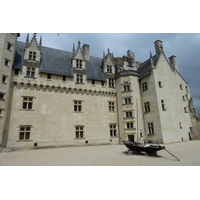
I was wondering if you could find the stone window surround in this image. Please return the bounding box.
[16,125,33,142]
[109,124,117,137]
[74,125,85,139]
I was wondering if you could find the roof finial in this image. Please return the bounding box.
[108,48,110,53]
[103,50,105,59]
[39,36,42,47]
[33,33,37,38]
[73,43,75,55]
[26,33,29,46]
[78,40,81,48]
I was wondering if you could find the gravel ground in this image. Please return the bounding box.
[0,140,200,166]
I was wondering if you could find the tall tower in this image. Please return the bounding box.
[115,51,145,143]
[0,33,19,150]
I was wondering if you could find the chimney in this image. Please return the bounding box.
[127,50,135,59]
[154,40,164,56]
[169,55,179,72]
[82,44,90,60]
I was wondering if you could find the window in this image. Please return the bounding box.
[184,107,188,113]
[101,81,105,86]
[7,42,12,51]
[148,123,154,135]
[125,97,131,104]
[15,69,19,75]
[179,122,182,129]
[4,59,9,66]
[19,126,31,140]
[185,86,189,94]
[144,102,150,112]
[142,82,148,92]
[29,51,36,61]
[92,80,95,85]
[125,111,133,118]
[75,126,84,138]
[158,81,162,88]
[47,73,51,79]
[180,84,183,90]
[161,100,166,111]
[126,122,134,129]
[76,74,83,84]
[0,109,3,117]
[108,102,115,112]
[182,96,186,101]
[63,76,66,81]
[124,85,130,92]
[0,92,5,101]
[74,101,82,112]
[107,65,112,73]
[2,75,7,83]
[110,124,117,137]
[22,97,33,110]
[108,79,115,88]
[76,60,82,68]
[26,67,35,78]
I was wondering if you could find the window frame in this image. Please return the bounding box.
[76,59,83,68]
[142,82,148,92]
[6,42,12,51]
[26,67,36,78]
[108,78,115,88]
[147,122,154,135]
[19,126,31,141]
[108,101,115,112]
[75,125,84,139]
[22,96,34,110]
[76,74,83,84]
[144,102,150,112]
[161,100,166,111]
[107,65,113,73]
[4,58,10,66]
[28,51,36,61]
[74,100,82,112]
[110,124,117,137]
[126,122,134,129]
[0,92,5,101]
[124,97,132,104]
[124,85,131,92]
[125,111,133,118]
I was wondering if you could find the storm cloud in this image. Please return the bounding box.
[18,33,200,114]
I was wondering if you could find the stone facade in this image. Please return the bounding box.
[0,33,199,150]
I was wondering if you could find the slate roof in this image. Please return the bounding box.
[13,41,107,81]
[138,55,158,79]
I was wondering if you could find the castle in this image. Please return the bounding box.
[0,33,199,150]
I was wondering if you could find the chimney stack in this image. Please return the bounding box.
[82,44,90,60]
[169,55,179,72]
[154,40,164,56]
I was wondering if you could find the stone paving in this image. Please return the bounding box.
[0,140,200,166]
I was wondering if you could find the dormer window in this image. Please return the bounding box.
[76,59,82,68]
[107,65,112,73]
[29,51,36,61]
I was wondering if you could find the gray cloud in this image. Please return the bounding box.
[18,33,200,114]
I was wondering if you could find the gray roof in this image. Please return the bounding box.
[14,41,106,81]
[138,55,158,79]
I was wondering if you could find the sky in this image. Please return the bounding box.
[18,33,200,115]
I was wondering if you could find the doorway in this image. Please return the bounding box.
[128,135,134,142]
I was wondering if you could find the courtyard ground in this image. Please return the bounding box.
[0,139,200,166]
